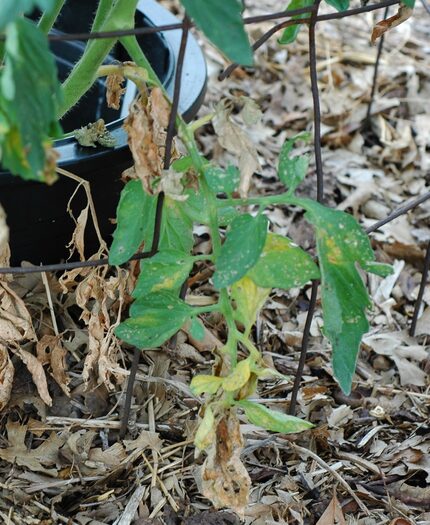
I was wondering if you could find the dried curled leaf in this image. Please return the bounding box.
[37,334,70,396]
[0,344,14,411]
[124,87,177,195]
[106,72,126,110]
[371,5,413,45]
[200,411,251,515]
[213,100,260,198]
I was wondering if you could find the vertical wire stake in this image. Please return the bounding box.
[289,0,322,416]
[410,240,430,336]
[366,6,389,124]
[119,17,191,438]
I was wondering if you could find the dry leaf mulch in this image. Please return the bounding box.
[0,0,429,523]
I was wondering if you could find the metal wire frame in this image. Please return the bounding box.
[0,0,428,424]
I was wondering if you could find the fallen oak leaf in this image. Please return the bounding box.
[0,420,64,476]
[371,5,413,45]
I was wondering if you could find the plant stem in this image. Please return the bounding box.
[119,35,160,87]
[91,0,114,33]
[37,0,66,34]
[216,193,291,208]
[58,0,139,118]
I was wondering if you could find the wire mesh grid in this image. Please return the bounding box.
[0,0,428,431]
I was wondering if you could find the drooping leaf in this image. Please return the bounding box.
[223,358,252,392]
[189,317,205,341]
[190,375,223,396]
[133,250,193,297]
[115,292,193,348]
[247,233,320,289]
[278,132,311,192]
[324,0,350,11]
[0,18,62,182]
[301,200,393,394]
[0,0,55,31]
[278,0,314,45]
[238,400,314,433]
[231,276,270,333]
[204,164,240,195]
[213,214,268,288]
[195,406,216,450]
[180,0,253,65]
[109,180,157,265]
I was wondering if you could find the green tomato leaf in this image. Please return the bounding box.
[231,276,270,333]
[325,0,350,11]
[0,0,55,31]
[194,406,216,450]
[223,358,252,392]
[161,196,194,253]
[115,292,192,348]
[213,214,268,288]
[278,132,311,192]
[279,0,314,45]
[204,164,240,195]
[172,156,193,172]
[0,18,62,182]
[401,0,415,7]
[109,180,157,265]
[133,250,193,298]
[190,375,223,396]
[180,0,253,66]
[238,400,314,433]
[189,317,205,341]
[247,233,320,289]
[302,200,393,394]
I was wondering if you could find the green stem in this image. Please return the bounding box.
[119,35,161,88]
[192,304,221,315]
[58,0,139,118]
[91,0,114,32]
[38,0,67,34]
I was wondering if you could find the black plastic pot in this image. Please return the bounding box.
[0,0,206,265]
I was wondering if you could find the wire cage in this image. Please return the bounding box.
[0,0,428,435]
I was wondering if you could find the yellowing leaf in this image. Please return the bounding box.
[231,276,270,333]
[223,358,252,392]
[238,400,314,434]
[195,406,216,450]
[190,375,223,396]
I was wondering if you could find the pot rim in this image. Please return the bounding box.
[1,0,207,177]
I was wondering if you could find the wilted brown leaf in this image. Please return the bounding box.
[0,282,36,342]
[106,72,126,110]
[0,343,14,410]
[37,334,70,396]
[371,6,413,45]
[124,87,176,195]
[315,493,346,525]
[11,346,52,405]
[66,204,89,261]
[213,100,260,198]
[0,420,64,476]
[200,411,251,516]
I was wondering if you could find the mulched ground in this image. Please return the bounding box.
[0,1,429,523]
